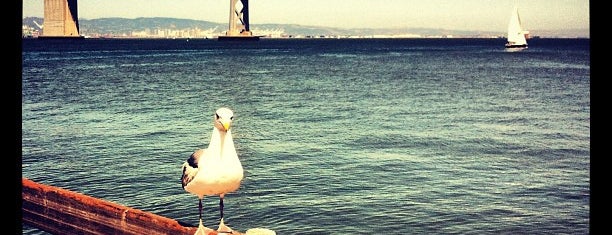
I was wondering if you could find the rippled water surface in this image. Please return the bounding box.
[22,38,590,234]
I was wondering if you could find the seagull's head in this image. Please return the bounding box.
[214,107,234,132]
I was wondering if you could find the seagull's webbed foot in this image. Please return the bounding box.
[194,222,213,235]
[217,218,234,234]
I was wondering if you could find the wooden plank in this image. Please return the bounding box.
[22,177,239,235]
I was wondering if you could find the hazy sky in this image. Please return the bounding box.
[22,0,589,32]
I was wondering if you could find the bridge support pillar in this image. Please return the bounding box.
[40,0,83,38]
[218,0,260,41]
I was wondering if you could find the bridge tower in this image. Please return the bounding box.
[40,0,83,38]
[218,0,260,41]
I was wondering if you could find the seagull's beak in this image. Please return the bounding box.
[222,121,231,131]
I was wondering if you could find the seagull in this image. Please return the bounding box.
[181,107,244,234]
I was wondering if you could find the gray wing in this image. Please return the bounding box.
[181,149,205,189]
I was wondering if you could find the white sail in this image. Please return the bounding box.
[506,6,528,48]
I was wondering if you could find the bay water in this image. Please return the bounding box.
[21,38,590,234]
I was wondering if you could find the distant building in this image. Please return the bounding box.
[22,25,41,38]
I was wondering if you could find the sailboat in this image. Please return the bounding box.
[505,5,529,48]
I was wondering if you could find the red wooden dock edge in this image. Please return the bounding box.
[22,177,239,235]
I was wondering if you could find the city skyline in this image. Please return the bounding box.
[22,0,589,33]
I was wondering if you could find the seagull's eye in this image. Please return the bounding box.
[215,113,220,119]
[230,116,234,120]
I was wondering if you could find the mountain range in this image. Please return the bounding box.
[22,17,589,38]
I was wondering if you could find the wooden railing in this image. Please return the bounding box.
[22,177,241,235]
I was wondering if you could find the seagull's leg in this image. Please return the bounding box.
[217,194,232,233]
[194,197,208,235]
[219,196,224,220]
[198,198,203,226]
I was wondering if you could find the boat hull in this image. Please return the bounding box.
[505,43,528,48]
[37,36,85,40]
[218,36,261,41]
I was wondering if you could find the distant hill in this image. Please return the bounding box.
[22,17,589,38]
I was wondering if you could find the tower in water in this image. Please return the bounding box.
[40,0,83,38]
[218,0,260,41]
